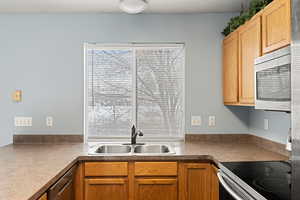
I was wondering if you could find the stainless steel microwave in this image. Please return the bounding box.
[254,46,291,111]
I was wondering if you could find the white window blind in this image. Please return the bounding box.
[85,44,185,140]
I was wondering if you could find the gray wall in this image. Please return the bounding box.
[0,13,251,146]
[249,109,291,144]
[0,76,14,146]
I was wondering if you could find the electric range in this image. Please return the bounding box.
[218,161,291,200]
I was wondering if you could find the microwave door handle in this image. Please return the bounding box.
[217,172,244,200]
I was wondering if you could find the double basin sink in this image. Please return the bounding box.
[89,144,175,155]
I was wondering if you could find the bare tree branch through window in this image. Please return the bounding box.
[86,45,185,139]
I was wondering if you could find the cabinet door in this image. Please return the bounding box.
[239,16,262,105]
[179,163,212,200]
[262,0,291,54]
[85,178,128,200]
[134,178,177,200]
[223,31,239,105]
[211,165,219,200]
[38,193,47,200]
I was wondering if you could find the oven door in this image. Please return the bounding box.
[255,54,291,111]
[218,171,256,200]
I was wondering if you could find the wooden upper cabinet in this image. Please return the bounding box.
[85,178,128,200]
[222,0,291,107]
[134,178,178,200]
[179,163,212,200]
[262,0,291,54]
[223,31,239,105]
[238,16,262,105]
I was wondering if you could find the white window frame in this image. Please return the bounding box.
[84,43,185,143]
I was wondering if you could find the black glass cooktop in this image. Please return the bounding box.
[222,161,291,200]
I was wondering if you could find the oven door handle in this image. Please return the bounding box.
[217,171,245,200]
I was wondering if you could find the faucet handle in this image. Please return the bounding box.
[137,130,144,137]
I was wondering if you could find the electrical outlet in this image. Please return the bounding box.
[14,117,32,127]
[46,116,53,127]
[264,119,269,130]
[209,116,216,127]
[191,116,201,126]
[14,117,20,127]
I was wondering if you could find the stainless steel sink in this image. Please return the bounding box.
[88,144,175,155]
[133,144,175,154]
[93,145,132,154]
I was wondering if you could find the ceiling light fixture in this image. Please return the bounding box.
[119,0,148,14]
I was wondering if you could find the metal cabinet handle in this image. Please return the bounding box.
[217,172,244,200]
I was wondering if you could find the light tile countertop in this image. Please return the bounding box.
[0,141,288,200]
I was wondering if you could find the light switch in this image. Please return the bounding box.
[191,116,202,126]
[12,90,22,102]
[209,116,216,127]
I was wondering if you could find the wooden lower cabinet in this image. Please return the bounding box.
[179,163,212,200]
[134,178,177,200]
[82,162,219,200]
[84,178,128,200]
[38,193,47,200]
[134,162,178,176]
[211,165,219,200]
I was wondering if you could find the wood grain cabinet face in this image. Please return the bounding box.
[238,16,262,105]
[222,0,291,106]
[222,31,239,105]
[134,178,178,200]
[179,163,212,200]
[79,162,217,200]
[38,193,47,200]
[84,162,128,177]
[211,165,219,200]
[134,162,178,176]
[85,178,128,200]
[262,0,291,54]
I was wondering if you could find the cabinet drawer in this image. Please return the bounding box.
[134,162,177,176]
[85,162,128,176]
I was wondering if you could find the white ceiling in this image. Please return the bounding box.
[0,0,246,13]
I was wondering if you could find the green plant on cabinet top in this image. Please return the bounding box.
[222,0,273,36]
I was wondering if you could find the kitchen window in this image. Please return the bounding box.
[84,43,185,141]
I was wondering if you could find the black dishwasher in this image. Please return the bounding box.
[48,164,77,200]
